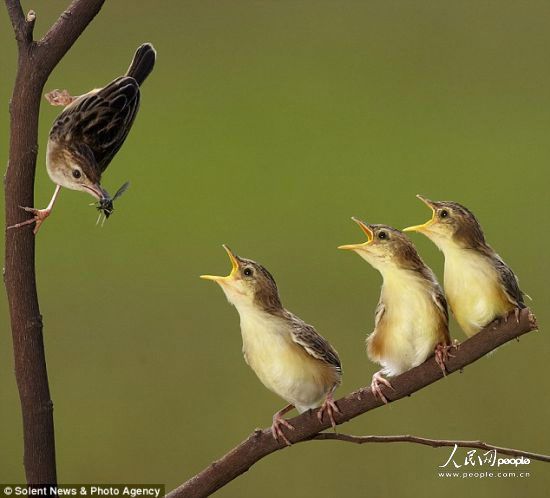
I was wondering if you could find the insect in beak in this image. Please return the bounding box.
[91,181,130,226]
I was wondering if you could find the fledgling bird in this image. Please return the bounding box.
[8,43,157,234]
[339,218,451,403]
[201,245,342,445]
[403,196,526,337]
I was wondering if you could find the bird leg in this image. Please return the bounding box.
[45,89,76,107]
[271,404,295,446]
[7,185,61,234]
[317,389,340,429]
[371,370,394,404]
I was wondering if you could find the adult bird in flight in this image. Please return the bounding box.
[8,42,157,233]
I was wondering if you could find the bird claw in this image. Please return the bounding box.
[434,343,452,376]
[44,89,75,107]
[371,371,394,404]
[271,412,294,446]
[317,393,340,429]
[502,309,521,325]
[7,206,51,234]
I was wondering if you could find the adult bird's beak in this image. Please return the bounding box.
[200,244,240,283]
[338,217,374,250]
[403,194,436,233]
[84,183,110,201]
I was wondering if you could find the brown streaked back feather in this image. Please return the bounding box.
[50,76,140,174]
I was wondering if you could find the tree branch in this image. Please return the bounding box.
[37,0,105,72]
[4,0,105,484]
[311,433,550,463]
[166,308,539,498]
[4,1,34,44]
[5,0,25,39]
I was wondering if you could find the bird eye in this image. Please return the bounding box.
[440,209,449,219]
[378,231,387,240]
[243,268,253,277]
[72,169,82,179]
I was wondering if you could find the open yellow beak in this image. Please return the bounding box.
[403,194,436,233]
[338,217,374,250]
[200,244,240,282]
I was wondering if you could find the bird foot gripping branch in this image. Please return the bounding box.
[271,406,295,446]
[434,342,458,376]
[370,371,395,404]
[317,391,341,429]
[7,206,52,234]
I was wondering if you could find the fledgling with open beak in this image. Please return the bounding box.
[201,246,342,445]
[339,218,451,403]
[8,43,157,234]
[404,196,526,337]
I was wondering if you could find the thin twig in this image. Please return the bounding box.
[311,433,550,463]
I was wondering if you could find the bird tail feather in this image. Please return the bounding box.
[126,43,156,86]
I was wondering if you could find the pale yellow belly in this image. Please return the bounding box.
[368,306,443,377]
[241,320,336,413]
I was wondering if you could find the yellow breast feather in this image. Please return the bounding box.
[367,269,447,376]
[444,249,513,336]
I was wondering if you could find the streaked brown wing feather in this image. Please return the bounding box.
[50,76,140,173]
[285,312,342,375]
[477,245,525,308]
[374,299,385,328]
[432,287,449,323]
[493,254,525,308]
[432,286,451,344]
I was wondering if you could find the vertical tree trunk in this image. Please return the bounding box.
[4,50,56,484]
[4,0,106,483]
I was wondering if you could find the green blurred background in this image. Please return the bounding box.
[1,1,549,496]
